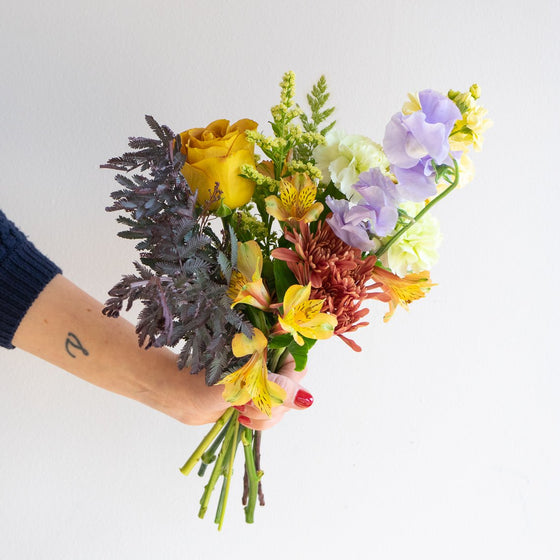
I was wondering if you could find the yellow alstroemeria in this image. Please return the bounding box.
[371,266,435,322]
[265,174,323,224]
[217,328,286,416]
[277,283,337,346]
[227,241,271,310]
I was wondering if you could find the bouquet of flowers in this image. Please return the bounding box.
[101,72,490,529]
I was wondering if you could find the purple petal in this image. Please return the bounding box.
[326,196,376,251]
[419,89,461,132]
[373,205,399,237]
[327,214,376,251]
[383,113,419,168]
[404,111,449,164]
[393,164,438,201]
[354,168,400,206]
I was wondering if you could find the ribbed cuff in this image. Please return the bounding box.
[0,239,61,349]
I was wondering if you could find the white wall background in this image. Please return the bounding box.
[1,1,558,558]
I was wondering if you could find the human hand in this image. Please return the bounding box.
[156,353,312,429]
[233,354,313,431]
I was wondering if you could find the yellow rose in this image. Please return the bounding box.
[179,119,258,209]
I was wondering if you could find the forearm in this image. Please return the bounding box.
[12,274,226,424]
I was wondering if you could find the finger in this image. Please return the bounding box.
[238,410,286,431]
[276,355,308,385]
[267,372,314,411]
[234,402,284,422]
[236,372,313,419]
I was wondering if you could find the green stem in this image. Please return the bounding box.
[180,407,235,476]
[245,306,270,337]
[268,346,288,373]
[214,419,240,530]
[241,428,259,523]
[197,421,231,477]
[376,159,460,258]
[198,410,239,519]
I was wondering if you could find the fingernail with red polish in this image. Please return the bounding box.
[238,415,251,425]
[294,389,314,408]
[234,405,246,412]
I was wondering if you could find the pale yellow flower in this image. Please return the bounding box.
[277,283,337,346]
[371,266,435,322]
[265,174,323,224]
[217,328,286,416]
[448,85,492,152]
[313,129,390,201]
[227,241,271,310]
[385,202,442,277]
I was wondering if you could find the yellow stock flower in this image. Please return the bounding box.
[227,241,271,310]
[179,119,258,209]
[265,174,323,224]
[448,85,492,152]
[277,283,337,346]
[217,328,286,416]
[371,266,435,322]
[402,92,421,115]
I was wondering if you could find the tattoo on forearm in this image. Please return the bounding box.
[65,332,89,358]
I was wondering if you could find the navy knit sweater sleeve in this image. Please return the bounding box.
[0,209,62,349]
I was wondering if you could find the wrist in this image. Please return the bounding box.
[133,348,227,425]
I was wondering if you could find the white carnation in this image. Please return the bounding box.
[313,129,390,201]
[387,202,442,276]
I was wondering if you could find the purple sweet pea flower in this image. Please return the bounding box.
[392,157,437,201]
[352,168,400,237]
[325,196,376,252]
[383,89,461,201]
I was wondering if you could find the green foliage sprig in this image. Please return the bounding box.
[295,75,336,163]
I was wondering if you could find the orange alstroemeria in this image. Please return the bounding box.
[277,283,337,346]
[217,328,286,416]
[371,266,436,322]
[265,174,323,224]
[227,241,271,311]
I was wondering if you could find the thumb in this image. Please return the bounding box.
[267,371,314,410]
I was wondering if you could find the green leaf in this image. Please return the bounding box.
[268,334,293,349]
[287,337,317,371]
[214,199,233,217]
[273,259,297,303]
[314,180,347,226]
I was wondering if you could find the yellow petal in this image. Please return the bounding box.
[237,241,263,280]
[180,162,216,203]
[268,380,286,406]
[231,328,268,357]
[282,283,312,315]
[204,119,230,137]
[295,312,337,340]
[277,315,305,346]
[219,348,286,416]
[301,202,324,223]
[279,179,297,210]
[228,119,259,152]
[230,278,271,310]
[187,143,230,162]
[221,379,251,406]
[265,195,290,222]
[186,150,256,208]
